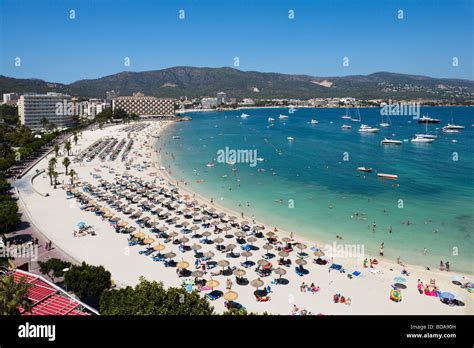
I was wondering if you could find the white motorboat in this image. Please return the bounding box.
[358,124,379,133]
[287,136,294,141]
[310,119,319,124]
[279,114,289,120]
[206,162,215,167]
[442,128,460,133]
[268,117,275,122]
[417,115,440,123]
[241,113,250,119]
[357,167,372,172]
[381,138,402,145]
[411,136,435,143]
[444,124,464,130]
[172,135,181,139]
[341,124,352,129]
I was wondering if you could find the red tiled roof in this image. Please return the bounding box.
[8,270,94,316]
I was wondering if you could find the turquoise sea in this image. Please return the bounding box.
[156,107,474,273]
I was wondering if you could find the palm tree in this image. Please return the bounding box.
[64,140,72,156]
[47,164,55,186]
[48,157,57,169]
[69,169,77,186]
[0,275,33,315]
[62,157,71,175]
[54,144,60,157]
[53,171,59,189]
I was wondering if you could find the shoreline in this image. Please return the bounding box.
[13,120,473,315]
[153,121,474,282]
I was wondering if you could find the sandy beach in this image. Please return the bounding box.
[13,121,473,315]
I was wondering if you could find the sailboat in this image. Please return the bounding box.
[351,108,361,122]
[443,112,464,130]
[415,120,437,139]
[380,114,391,127]
[341,107,352,120]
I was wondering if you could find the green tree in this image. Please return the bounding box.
[40,117,49,129]
[38,258,72,282]
[69,169,76,186]
[47,163,55,186]
[64,140,72,156]
[0,275,33,315]
[0,173,11,194]
[0,200,20,234]
[99,277,214,315]
[64,262,112,299]
[62,157,71,175]
[53,144,60,157]
[52,171,58,189]
[48,157,57,169]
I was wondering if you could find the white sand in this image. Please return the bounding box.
[14,121,473,315]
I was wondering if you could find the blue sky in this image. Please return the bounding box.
[0,0,472,83]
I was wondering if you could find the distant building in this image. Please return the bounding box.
[18,93,77,130]
[86,98,108,119]
[112,92,175,117]
[241,98,255,105]
[217,92,226,105]
[201,97,218,109]
[3,92,19,105]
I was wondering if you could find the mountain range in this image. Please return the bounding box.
[1,67,473,100]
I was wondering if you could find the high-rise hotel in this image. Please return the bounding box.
[18,93,77,130]
[112,92,175,117]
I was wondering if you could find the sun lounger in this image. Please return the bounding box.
[206,290,223,301]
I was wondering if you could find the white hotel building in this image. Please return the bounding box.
[112,92,175,117]
[18,93,76,130]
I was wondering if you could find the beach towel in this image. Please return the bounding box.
[368,268,381,274]
[352,271,361,277]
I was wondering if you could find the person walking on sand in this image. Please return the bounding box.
[379,245,384,257]
[445,261,450,272]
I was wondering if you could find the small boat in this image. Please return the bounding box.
[287,136,294,141]
[377,173,398,180]
[257,157,264,162]
[279,114,289,120]
[206,162,215,167]
[380,114,391,127]
[341,108,352,119]
[444,124,464,130]
[268,117,275,122]
[310,119,319,124]
[411,136,435,143]
[341,124,352,129]
[172,135,181,139]
[381,138,402,145]
[241,113,250,119]
[358,124,379,133]
[418,115,440,123]
[415,134,437,139]
[357,167,372,173]
[442,128,460,134]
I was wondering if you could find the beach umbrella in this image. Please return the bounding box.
[218,260,230,272]
[168,231,178,238]
[295,258,307,266]
[179,237,189,244]
[235,231,245,238]
[257,259,270,267]
[282,237,291,243]
[206,279,219,290]
[296,243,307,251]
[263,244,273,251]
[274,267,287,278]
[153,244,165,252]
[228,216,237,221]
[394,276,407,283]
[202,231,211,237]
[182,221,190,226]
[226,243,237,251]
[143,238,155,245]
[133,232,145,239]
[247,236,257,244]
[214,237,224,244]
[177,260,189,269]
[191,225,200,231]
[203,251,215,259]
[241,251,253,260]
[126,226,137,233]
[278,251,289,258]
[208,208,216,213]
[158,226,169,232]
[314,250,325,257]
[233,268,246,277]
[164,252,176,259]
[191,270,204,278]
[118,221,128,227]
[266,231,275,237]
[241,221,249,225]
[192,243,202,251]
[224,291,238,301]
[250,278,264,290]
[111,217,120,222]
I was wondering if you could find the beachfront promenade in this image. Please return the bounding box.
[12,121,473,315]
